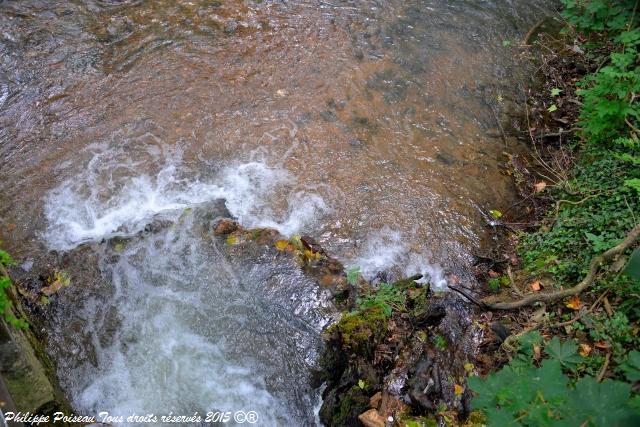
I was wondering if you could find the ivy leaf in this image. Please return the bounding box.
[547,104,558,112]
[502,40,511,47]
[544,337,583,369]
[357,379,366,389]
[551,88,562,97]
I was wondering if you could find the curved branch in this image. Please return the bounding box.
[485,224,640,310]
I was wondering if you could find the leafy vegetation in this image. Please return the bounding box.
[471,0,640,424]
[0,249,27,328]
[469,335,640,426]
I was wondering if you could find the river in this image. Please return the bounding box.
[0,0,552,425]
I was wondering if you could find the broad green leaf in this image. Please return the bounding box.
[544,337,583,370]
[620,350,640,381]
[548,104,558,112]
[564,377,639,426]
[624,248,640,284]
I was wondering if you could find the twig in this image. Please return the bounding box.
[485,224,640,310]
[550,290,609,328]
[539,127,580,138]
[448,285,488,310]
[553,191,611,221]
[597,352,611,382]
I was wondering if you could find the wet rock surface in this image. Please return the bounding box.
[316,275,480,426]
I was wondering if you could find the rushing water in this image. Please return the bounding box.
[0,0,553,425]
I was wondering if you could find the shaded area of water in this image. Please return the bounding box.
[0,0,553,424]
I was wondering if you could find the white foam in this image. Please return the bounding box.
[44,144,329,250]
[349,227,448,290]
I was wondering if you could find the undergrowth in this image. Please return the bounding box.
[472,0,640,425]
[0,248,27,328]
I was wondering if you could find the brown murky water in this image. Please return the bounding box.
[0,0,553,424]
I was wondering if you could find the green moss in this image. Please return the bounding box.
[331,305,388,355]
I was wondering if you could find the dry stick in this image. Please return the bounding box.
[486,224,640,310]
[552,191,611,221]
[597,352,611,382]
[448,285,489,310]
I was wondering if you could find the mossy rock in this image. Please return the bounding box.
[330,305,388,356]
[319,385,370,427]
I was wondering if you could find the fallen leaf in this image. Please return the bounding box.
[463,363,475,373]
[489,209,503,219]
[488,270,499,278]
[547,104,558,113]
[579,343,593,357]
[565,295,582,310]
[534,344,542,361]
[225,235,238,245]
[594,340,610,349]
[530,280,542,291]
[533,181,547,193]
[454,384,464,396]
[275,240,289,251]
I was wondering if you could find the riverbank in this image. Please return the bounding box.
[466,1,640,425]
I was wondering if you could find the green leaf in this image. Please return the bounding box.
[551,88,562,97]
[625,248,640,284]
[357,379,365,389]
[625,178,640,193]
[564,377,639,426]
[502,40,511,47]
[347,266,361,286]
[620,350,640,381]
[0,250,14,267]
[544,337,583,370]
[489,209,503,219]
[547,104,558,112]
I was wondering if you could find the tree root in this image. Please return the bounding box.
[484,224,640,310]
[523,18,546,46]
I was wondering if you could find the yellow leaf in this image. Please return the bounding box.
[565,296,582,310]
[463,363,474,373]
[454,384,464,396]
[275,240,289,251]
[225,235,238,245]
[579,343,592,357]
